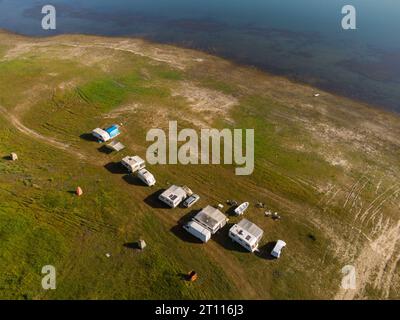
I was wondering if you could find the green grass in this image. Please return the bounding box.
[78,79,128,111]
[0,34,399,300]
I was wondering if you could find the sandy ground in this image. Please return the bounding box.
[171,81,238,127]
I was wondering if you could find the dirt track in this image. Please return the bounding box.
[0,105,86,160]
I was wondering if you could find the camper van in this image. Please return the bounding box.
[183,221,212,243]
[137,168,156,187]
[92,124,120,142]
[121,156,146,173]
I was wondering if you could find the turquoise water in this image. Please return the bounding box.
[1,0,399,112]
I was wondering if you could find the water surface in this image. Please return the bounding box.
[1,0,399,112]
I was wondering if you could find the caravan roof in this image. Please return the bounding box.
[237,219,264,239]
[166,185,185,198]
[122,156,145,167]
[230,219,264,247]
[194,206,227,232]
[159,185,187,207]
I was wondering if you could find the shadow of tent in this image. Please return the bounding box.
[98,145,113,155]
[80,133,98,142]
[255,241,278,260]
[122,174,145,187]
[143,189,170,209]
[212,223,249,253]
[104,162,127,174]
[170,225,204,244]
[225,205,239,217]
[177,272,190,281]
[170,209,203,244]
[123,242,140,250]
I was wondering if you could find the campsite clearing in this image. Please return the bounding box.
[0,31,399,299]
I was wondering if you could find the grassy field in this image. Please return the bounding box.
[0,30,399,299]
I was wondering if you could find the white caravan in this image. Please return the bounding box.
[158,185,188,208]
[271,240,286,258]
[92,128,111,143]
[121,156,146,173]
[183,221,212,243]
[183,206,228,243]
[229,219,264,252]
[137,168,156,187]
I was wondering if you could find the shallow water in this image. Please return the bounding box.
[1,0,399,112]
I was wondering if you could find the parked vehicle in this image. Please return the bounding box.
[92,124,120,142]
[234,202,249,215]
[183,194,200,208]
[121,156,146,173]
[271,240,286,258]
[183,221,212,243]
[192,206,228,234]
[159,185,187,208]
[137,168,156,187]
[229,219,263,252]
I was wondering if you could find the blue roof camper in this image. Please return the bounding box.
[105,125,120,139]
[92,124,121,142]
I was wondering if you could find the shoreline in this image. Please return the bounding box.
[0,27,399,120]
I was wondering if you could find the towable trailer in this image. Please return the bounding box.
[193,206,228,234]
[229,219,263,252]
[183,221,212,243]
[121,156,146,173]
[137,168,156,187]
[158,185,187,208]
[92,124,121,142]
[182,206,228,242]
[271,240,286,258]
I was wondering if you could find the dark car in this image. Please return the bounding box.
[183,194,200,208]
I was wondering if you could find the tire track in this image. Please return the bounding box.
[336,221,400,300]
[0,105,86,160]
